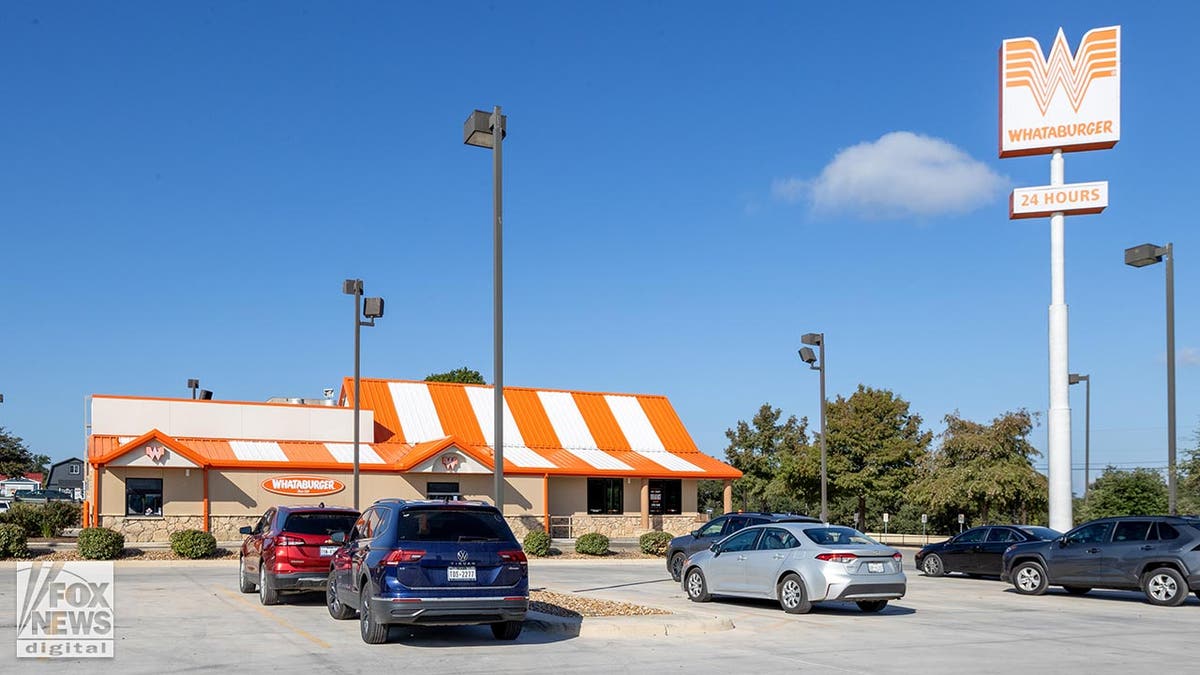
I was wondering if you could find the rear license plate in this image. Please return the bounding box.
[867,562,885,573]
[319,545,338,557]
[447,566,476,581]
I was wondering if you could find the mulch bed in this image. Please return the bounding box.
[529,589,668,617]
[533,548,660,560]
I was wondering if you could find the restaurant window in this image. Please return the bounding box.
[426,482,462,501]
[587,478,623,514]
[126,478,163,517]
[649,479,682,515]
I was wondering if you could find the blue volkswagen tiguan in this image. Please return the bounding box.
[326,499,529,644]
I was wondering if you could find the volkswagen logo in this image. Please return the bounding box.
[457,550,469,562]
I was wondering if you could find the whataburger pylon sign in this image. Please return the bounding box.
[999,25,1120,532]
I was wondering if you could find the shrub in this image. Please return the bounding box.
[639,531,674,556]
[523,530,551,557]
[170,529,217,559]
[575,532,609,556]
[0,502,81,538]
[0,523,28,559]
[77,527,124,560]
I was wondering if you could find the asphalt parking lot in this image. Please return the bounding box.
[1,552,1195,673]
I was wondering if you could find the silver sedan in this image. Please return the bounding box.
[681,522,906,613]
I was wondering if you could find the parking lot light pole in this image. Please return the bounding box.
[343,279,385,510]
[1124,243,1176,515]
[799,332,827,523]
[464,106,507,511]
[1069,373,1091,498]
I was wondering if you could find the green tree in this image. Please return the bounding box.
[696,480,726,516]
[723,404,812,513]
[425,368,486,385]
[824,386,931,530]
[0,427,48,479]
[1077,467,1168,521]
[907,410,1047,531]
[1179,421,1200,515]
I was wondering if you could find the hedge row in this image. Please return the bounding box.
[0,501,81,538]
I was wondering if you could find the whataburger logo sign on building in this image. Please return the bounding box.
[1002,25,1120,219]
[261,475,345,497]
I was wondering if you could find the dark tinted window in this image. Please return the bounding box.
[1067,522,1114,544]
[758,528,801,550]
[725,516,752,534]
[987,528,1022,543]
[283,511,359,536]
[955,528,988,544]
[125,478,163,516]
[1113,521,1152,542]
[648,479,682,515]
[395,508,515,543]
[803,527,877,546]
[1155,522,1180,540]
[587,478,623,514]
[720,528,761,552]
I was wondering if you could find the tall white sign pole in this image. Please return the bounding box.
[1047,149,1074,532]
[1000,25,1120,532]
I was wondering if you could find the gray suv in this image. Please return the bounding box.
[666,512,821,581]
[1001,516,1200,606]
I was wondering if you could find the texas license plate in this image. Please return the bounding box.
[867,562,885,573]
[320,545,338,557]
[447,566,476,581]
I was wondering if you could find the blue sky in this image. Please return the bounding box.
[1,2,1196,494]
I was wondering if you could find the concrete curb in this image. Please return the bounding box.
[524,609,733,638]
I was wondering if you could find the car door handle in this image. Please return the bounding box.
[1087,548,1101,554]
[736,555,747,561]
[772,554,785,560]
[1140,545,1154,551]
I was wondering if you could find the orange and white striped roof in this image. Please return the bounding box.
[344,378,740,478]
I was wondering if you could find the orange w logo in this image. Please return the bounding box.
[1004,27,1118,115]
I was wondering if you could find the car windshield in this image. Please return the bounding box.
[395,508,515,543]
[1019,527,1061,540]
[282,512,359,536]
[802,526,878,546]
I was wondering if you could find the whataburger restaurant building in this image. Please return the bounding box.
[83,378,742,542]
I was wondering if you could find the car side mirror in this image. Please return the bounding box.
[709,542,720,555]
[330,531,346,544]
[1058,537,1070,548]
[691,530,700,539]
[238,526,252,535]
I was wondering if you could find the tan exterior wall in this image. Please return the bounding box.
[93,466,700,541]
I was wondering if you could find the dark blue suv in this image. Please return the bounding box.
[326,499,529,643]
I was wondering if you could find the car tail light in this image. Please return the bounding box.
[815,553,858,563]
[276,535,305,546]
[499,550,528,563]
[383,549,426,566]
[892,553,903,562]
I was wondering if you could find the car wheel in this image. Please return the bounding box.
[1011,561,1048,596]
[856,599,888,613]
[922,554,945,577]
[327,570,356,620]
[777,573,811,614]
[1062,586,1091,596]
[359,585,389,644]
[670,552,686,583]
[491,620,523,640]
[238,556,256,593]
[1142,567,1188,607]
[684,568,710,603]
[258,562,279,605]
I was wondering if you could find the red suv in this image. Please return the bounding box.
[238,505,359,605]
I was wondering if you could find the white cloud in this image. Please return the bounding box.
[773,131,1008,219]
[1179,347,1200,367]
